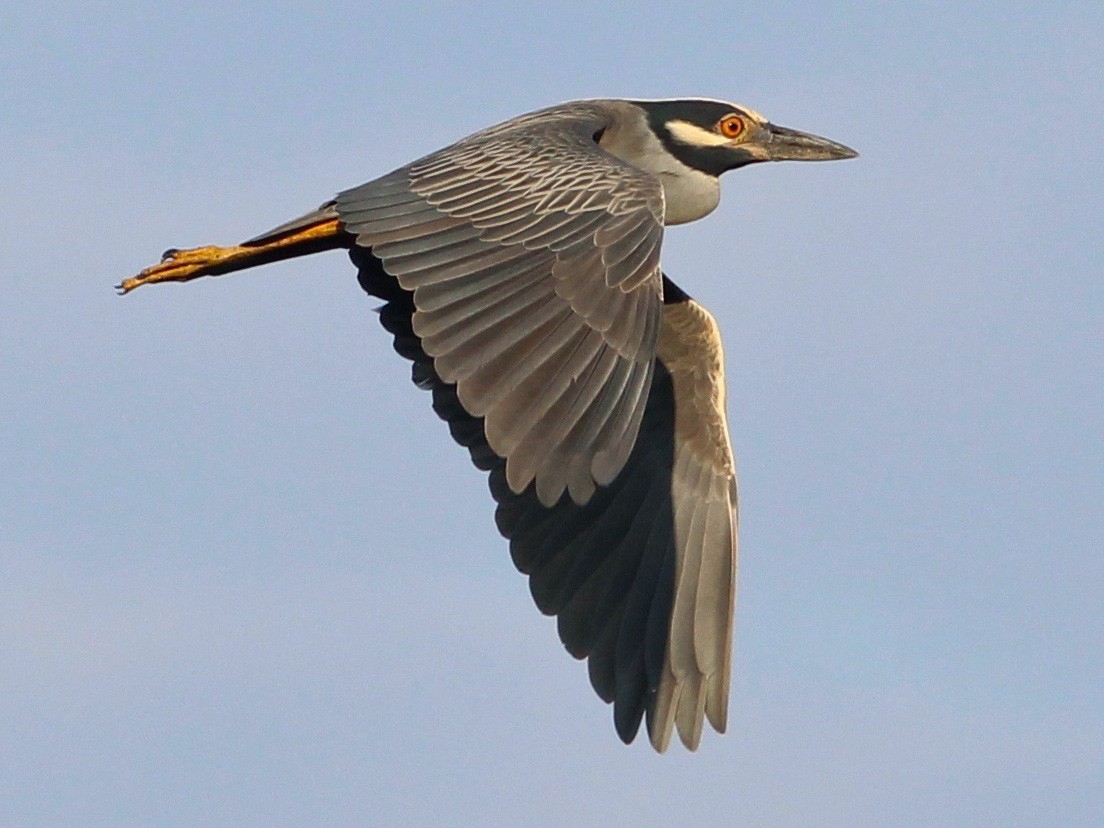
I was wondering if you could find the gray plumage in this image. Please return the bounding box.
[121,97,857,752]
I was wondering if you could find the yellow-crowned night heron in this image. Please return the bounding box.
[119,98,856,752]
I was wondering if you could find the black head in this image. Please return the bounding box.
[632,98,858,176]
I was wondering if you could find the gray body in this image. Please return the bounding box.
[134,98,856,752]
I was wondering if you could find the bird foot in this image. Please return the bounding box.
[116,217,346,295]
[116,244,252,294]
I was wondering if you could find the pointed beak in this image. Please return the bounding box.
[762,123,858,161]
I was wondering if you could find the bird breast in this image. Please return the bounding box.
[656,168,721,225]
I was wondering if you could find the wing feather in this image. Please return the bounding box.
[346,111,736,751]
[336,101,665,506]
[650,296,739,751]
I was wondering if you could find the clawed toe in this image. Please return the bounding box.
[118,217,345,295]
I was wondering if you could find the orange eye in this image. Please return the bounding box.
[718,115,745,138]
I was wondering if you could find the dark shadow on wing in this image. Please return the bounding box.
[352,246,677,745]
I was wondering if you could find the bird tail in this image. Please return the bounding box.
[241,202,344,246]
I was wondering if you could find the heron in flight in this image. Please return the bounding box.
[119,98,856,751]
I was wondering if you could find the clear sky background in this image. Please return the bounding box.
[2,2,1102,826]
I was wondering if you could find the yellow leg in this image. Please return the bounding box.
[117,218,345,294]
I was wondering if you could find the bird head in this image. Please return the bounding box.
[633,98,858,176]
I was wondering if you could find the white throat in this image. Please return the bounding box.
[654,164,721,225]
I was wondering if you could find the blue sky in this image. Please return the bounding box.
[2,2,1102,825]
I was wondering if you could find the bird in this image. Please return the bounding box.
[118,98,856,752]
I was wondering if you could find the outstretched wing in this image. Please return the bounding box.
[647,294,738,752]
[337,101,665,507]
[362,252,737,751]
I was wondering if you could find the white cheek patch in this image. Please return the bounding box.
[666,120,731,148]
